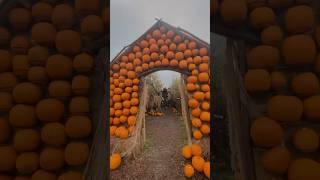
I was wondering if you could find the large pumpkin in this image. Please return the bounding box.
[39,148,64,171]
[81,15,104,39]
[267,95,303,122]
[288,158,320,180]
[0,146,16,172]
[13,82,42,104]
[249,7,275,29]
[247,45,279,70]
[46,54,73,80]
[36,98,65,122]
[293,128,319,153]
[64,142,89,166]
[261,146,291,174]
[31,22,56,46]
[291,72,320,97]
[303,95,320,121]
[250,117,284,148]
[284,5,314,34]
[220,0,247,26]
[32,169,57,180]
[0,50,11,73]
[261,25,283,46]
[55,30,82,55]
[15,152,39,174]
[8,8,31,31]
[0,118,10,143]
[0,72,18,92]
[282,35,316,65]
[244,69,271,92]
[65,116,92,138]
[51,4,75,30]
[9,105,36,128]
[13,129,40,152]
[27,46,50,66]
[31,2,53,22]
[48,81,71,100]
[41,122,66,147]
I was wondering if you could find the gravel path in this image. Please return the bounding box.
[110,111,207,180]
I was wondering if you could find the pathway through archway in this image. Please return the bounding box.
[110,110,205,180]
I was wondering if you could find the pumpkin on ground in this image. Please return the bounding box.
[203,161,210,178]
[192,156,205,172]
[182,145,192,159]
[184,164,194,178]
[110,153,121,170]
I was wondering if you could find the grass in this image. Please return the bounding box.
[176,115,189,148]
[143,136,153,151]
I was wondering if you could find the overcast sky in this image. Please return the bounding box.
[110,0,210,87]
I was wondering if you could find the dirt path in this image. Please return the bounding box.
[110,111,206,180]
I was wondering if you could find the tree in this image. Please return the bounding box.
[169,76,180,99]
[145,73,163,96]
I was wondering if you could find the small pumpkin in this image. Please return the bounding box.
[303,95,320,121]
[0,118,10,143]
[27,67,48,85]
[13,82,42,104]
[12,55,29,78]
[200,111,210,122]
[72,75,90,95]
[48,81,71,100]
[288,158,320,180]
[75,0,100,16]
[110,153,121,170]
[193,130,202,140]
[250,7,276,29]
[191,118,202,128]
[270,71,287,92]
[181,145,192,159]
[284,5,314,34]
[0,50,11,73]
[0,92,13,112]
[192,156,205,172]
[261,25,283,46]
[184,164,194,178]
[31,22,56,46]
[0,27,11,45]
[220,0,247,26]
[11,35,30,54]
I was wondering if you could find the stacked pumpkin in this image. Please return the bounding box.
[187,61,211,140]
[109,26,210,141]
[216,0,320,179]
[181,144,210,179]
[0,0,107,179]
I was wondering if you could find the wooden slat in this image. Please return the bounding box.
[179,74,192,145]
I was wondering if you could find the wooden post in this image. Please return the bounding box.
[179,74,192,145]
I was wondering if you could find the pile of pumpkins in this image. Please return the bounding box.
[0,0,108,179]
[181,143,210,179]
[109,25,210,141]
[213,0,320,179]
[146,112,164,116]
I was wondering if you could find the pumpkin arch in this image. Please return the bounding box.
[109,20,210,158]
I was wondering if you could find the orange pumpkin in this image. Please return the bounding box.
[184,164,194,178]
[220,0,247,26]
[293,128,319,153]
[192,156,205,172]
[181,145,192,159]
[284,5,314,34]
[261,146,291,174]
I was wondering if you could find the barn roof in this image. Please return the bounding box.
[111,19,210,68]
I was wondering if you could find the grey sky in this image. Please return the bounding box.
[110,0,210,87]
